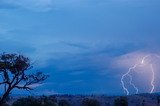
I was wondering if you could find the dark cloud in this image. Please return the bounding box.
[0,1,18,9]
[61,41,90,49]
[0,0,160,94]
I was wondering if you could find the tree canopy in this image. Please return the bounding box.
[0,53,48,105]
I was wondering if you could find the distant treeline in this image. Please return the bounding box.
[3,93,160,106]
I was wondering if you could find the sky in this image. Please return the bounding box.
[0,0,160,95]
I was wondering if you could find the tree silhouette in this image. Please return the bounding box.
[114,96,128,106]
[81,98,100,106]
[0,53,48,105]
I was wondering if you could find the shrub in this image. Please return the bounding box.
[157,96,160,105]
[142,100,145,106]
[40,96,57,106]
[81,98,100,106]
[12,96,41,106]
[58,100,71,106]
[2,103,10,106]
[114,96,128,106]
[12,96,57,106]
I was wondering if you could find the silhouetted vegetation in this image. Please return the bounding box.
[12,96,57,106]
[58,99,71,106]
[3,94,160,106]
[0,53,48,105]
[142,100,145,106]
[81,98,100,106]
[12,96,41,106]
[157,96,160,105]
[114,96,128,106]
[1,103,10,106]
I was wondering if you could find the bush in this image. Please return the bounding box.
[114,96,128,106]
[142,100,145,106]
[58,100,71,106]
[157,96,160,105]
[12,96,57,106]
[12,96,41,106]
[2,103,10,106]
[40,96,57,106]
[81,98,100,106]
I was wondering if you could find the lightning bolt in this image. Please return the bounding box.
[150,64,155,93]
[121,54,160,95]
[121,64,139,95]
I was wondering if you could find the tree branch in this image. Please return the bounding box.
[0,81,7,85]
[15,85,33,90]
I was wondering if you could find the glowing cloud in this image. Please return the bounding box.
[121,54,160,95]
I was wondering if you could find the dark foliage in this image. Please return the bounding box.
[12,96,41,106]
[142,100,145,106]
[157,96,160,105]
[58,99,71,106]
[114,96,128,106]
[12,96,57,106]
[0,53,48,105]
[39,95,57,106]
[81,98,100,106]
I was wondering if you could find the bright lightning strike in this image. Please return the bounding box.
[121,54,160,95]
[150,64,155,93]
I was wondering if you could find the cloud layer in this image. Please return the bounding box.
[0,0,160,95]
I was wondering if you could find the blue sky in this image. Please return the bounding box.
[0,0,160,95]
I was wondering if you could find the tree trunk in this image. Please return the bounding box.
[0,88,11,105]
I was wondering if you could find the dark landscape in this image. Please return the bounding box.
[3,93,160,106]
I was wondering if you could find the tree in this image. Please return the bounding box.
[12,96,58,106]
[142,100,145,106]
[58,99,71,106]
[114,97,128,106]
[0,53,48,105]
[81,98,100,106]
[12,96,41,106]
[39,95,57,106]
[157,96,160,106]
